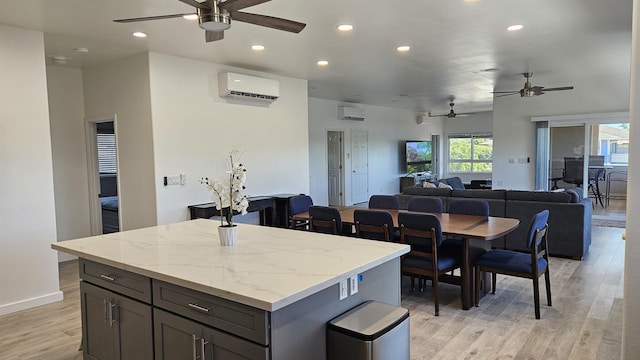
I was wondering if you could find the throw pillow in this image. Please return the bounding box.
[437,182,453,190]
[422,181,436,188]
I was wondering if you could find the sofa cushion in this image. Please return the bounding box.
[451,189,507,200]
[402,186,452,197]
[506,190,571,203]
[565,187,583,203]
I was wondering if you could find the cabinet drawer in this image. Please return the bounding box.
[79,259,151,303]
[153,280,270,346]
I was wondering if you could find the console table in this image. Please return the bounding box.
[188,196,276,226]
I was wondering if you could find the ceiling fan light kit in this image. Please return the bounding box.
[197,7,231,31]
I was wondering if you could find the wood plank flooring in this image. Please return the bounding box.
[0,225,625,360]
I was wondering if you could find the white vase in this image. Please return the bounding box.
[218,225,238,246]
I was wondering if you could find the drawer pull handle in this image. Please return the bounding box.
[100,274,116,281]
[188,303,210,313]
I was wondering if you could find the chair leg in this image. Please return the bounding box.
[410,275,416,291]
[491,273,497,294]
[433,274,440,316]
[544,270,552,306]
[533,276,541,319]
[474,267,481,307]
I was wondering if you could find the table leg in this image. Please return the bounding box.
[461,237,471,310]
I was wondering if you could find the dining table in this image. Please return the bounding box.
[292,206,520,310]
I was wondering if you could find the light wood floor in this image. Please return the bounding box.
[0,225,625,360]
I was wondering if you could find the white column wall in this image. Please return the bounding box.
[83,53,158,231]
[0,25,62,314]
[148,53,310,225]
[308,98,443,205]
[46,66,90,262]
[623,1,640,357]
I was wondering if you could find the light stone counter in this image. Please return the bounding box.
[52,219,409,312]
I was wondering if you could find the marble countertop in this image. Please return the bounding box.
[52,219,409,311]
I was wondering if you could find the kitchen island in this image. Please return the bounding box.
[52,219,409,360]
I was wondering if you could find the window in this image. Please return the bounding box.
[448,134,493,173]
[593,123,629,164]
[97,133,117,174]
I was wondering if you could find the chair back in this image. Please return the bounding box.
[408,197,443,213]
[368,195,400,210]
[563,157,583,185]
[354,209,394,241]
[288,195,313,216]
[398,212,443,248]
[309,206,343,234]
[527,209,550,249]
[448,199,489,216]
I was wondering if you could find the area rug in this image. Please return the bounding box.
[592,219,626,228]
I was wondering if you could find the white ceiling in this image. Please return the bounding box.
[0,0,633,114]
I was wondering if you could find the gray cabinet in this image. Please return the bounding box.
[80,282,154,360]
[154,308,269,360]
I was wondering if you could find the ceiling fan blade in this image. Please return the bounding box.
[232,11,306,33]
[219,0,271,12]
[114,13,190,23]
[205,30,224,42]
[178,0,211,9]
[495,93,519,98]
[540,86,574,92]
[491,90,520,94]
[428,112,448,117]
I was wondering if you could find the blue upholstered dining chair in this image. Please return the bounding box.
[399,212,462,316]
[368,195,400,210]
[309,206,343,235]
[354,209,395,242]
[288,195,313,229]
[408,197,443,213]
[474,210,551,319]
[448,198,489,216]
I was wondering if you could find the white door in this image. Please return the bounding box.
[351,131,369,204]
[327,131,344,206]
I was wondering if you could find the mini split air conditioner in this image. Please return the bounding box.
[338,106,365,121]
[218,72,279,103]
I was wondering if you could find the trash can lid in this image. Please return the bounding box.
[328,301,409,341]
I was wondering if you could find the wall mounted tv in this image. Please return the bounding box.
[405,140,432,174]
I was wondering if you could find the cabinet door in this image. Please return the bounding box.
[115,292,154,360]
[154,308,204,360]
[204,326,270,360]
[81,282,117,360]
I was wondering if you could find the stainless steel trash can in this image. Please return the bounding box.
[327,301,410,360]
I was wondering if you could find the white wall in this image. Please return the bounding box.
[442,111,493,182]
[46,65,90,262]
[83,53,158,231]
[623,1,640,357]
[0,25,62,315]
[308,98,443,205]
[148,53,310,224]
[492,72,631,190]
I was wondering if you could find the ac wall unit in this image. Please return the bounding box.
[338,106,365,121]
[218,72,279,103]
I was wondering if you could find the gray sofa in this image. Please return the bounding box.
[398,185,592,259]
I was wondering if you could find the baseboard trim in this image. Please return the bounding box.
[0,291,64,316]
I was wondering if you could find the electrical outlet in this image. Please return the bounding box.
[339,279,348,300]
[350,275,358,295]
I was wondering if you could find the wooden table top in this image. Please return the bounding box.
[293,206,520,240]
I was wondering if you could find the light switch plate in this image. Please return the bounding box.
[339,279,348,300]
[350,275,358,295]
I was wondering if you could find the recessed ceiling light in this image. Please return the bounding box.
[397,45,410,52]
[133,32,147,38]
[507,24,523,31]
[251,44,265,51]
[183,14,198,20]
[317,60,329,66]
[337,24,353,31]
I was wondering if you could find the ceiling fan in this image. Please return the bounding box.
[428,101,469,118]
[113,0,306,42]
[493,72,574,98]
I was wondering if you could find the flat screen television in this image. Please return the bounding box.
[405,140,432,174]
